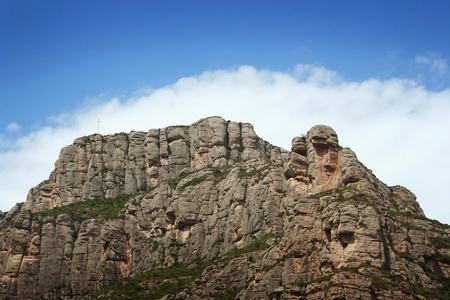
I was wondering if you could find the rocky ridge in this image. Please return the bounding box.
[0,116,449,299]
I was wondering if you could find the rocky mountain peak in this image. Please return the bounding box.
[0,117,448,300]
[22,116,276,213]
[307,124,339,147]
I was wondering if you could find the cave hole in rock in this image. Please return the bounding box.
[325,165,336,174]
[166,212,176,225]
[178,224,192,231]
[425,257,443,276]
[338,232,354,249]
[325,229,331,242]
[102,241,110,256]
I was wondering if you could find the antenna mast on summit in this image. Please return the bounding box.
[97,118,100,134]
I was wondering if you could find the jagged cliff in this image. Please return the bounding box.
[0,116,449,300]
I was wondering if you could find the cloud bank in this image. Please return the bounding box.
[1,64,450,224]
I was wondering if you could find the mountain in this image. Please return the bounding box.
[0,116,449,299]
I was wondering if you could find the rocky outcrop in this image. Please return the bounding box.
[0,117,449,300]
[23,117,279,213]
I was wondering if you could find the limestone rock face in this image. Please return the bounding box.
[0,116,449,300]
[305,125,341,194]
[23,117,278,213]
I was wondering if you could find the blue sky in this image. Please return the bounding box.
[1,1,450,223]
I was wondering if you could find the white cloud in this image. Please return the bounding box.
[415,53,448,76]
[5,122,22,134]
[1,64,450,225]
[415,52,448,87]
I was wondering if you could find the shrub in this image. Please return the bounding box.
[212,234,225,247]
[100,166,112,173]
[222,232,283,260]
[180,175,209,189]
[36,193,135,223]
[238,165,270,178]
[431,236,450,249]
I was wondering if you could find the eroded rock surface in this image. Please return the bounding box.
[23,117,277,213]
[0,117,448,300]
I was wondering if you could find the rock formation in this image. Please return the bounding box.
[0,116,449,300]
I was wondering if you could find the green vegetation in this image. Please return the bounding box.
[94,226,450,299]
[336,193,372,206]
[392,249,414,263]
[100,166,112,173]
[302,246,318,266]
[297,273,333,287]
[415,265,450,299]
[277,254,291,264]
[115,132,130,143]
[167,175,187,189]
[99,257,214,299]
[236,144,245,152]
[147,238,159,252]
[309,186,356,199]
[310,186,375,211]
[398,220,425,232]
[322,263,394,290]
[388,199,400,211]
[238,165,271,178]
[36,193,135,223]
[262,264,275,272]
[180,175,209,190]
[136,258,209,280]
[212,234,225,247]
[211,167,223,177]
[306,246,318,257]
[391,249,450,299]
[387,188,401,210]
[221,232,283,260]
[388,210,427,220]
[388,210,450,230]
[97,253,223,299]
[167,165,231,190]
[388,211,421,231]
[434,249,450,264]
[169,241,185,248]
[296,261,450,299]
[407,280,450,300]
[210,166,231,183]
[97,232,283,299]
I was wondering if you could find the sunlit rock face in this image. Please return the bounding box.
[22,117,274,213]
[0,116,448,300]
